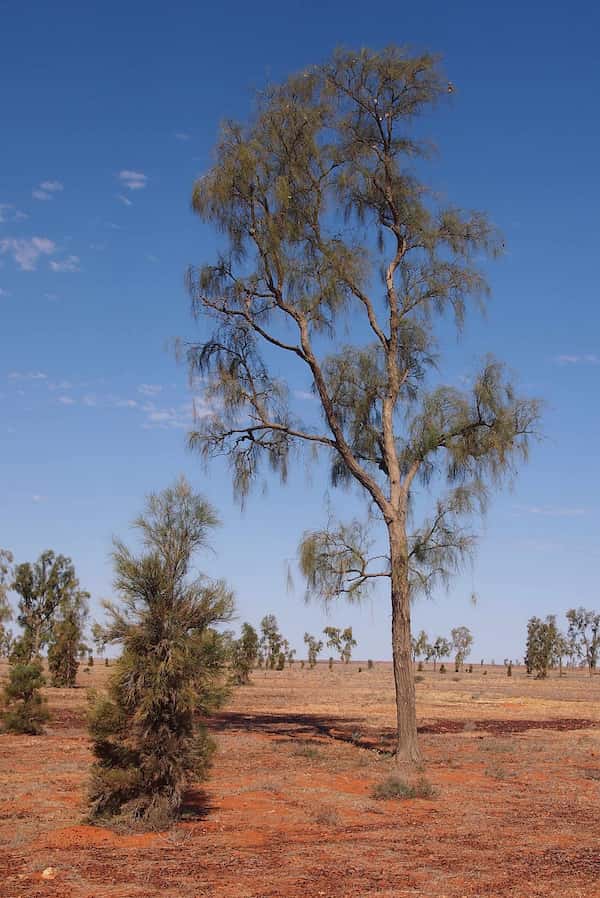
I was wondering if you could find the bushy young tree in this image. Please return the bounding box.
[566,607,600,676]
[184,47,540,763]
[1,660,49,735]
[231,622,259,684]
[87,478,234,830]
[259,614,283,670]
[525,616,558,679]
[0,549,14,657]
[12,551,78,661]
[340,626,357,663]
[323,626,342,659]
[47,587,89,687]
[426,636,451,672]
[304,632,323,668]
[450,626,473,671]
[411,629,429,663]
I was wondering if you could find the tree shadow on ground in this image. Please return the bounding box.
[208,710,599,754]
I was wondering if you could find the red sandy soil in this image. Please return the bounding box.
[0,661,599,897]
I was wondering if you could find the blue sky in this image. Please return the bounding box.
[1,0,599,662]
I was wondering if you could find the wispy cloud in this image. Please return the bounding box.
[32,180,64,201]
[294,389,316,401]
[0,236,56,271]
[57,395,75,405]
[117,194,133,206]
[0,287,10,298]
[118,170,148,190]
[32,494,46,503]
[555,353,600,366]
[138,383,163,397]
[175,131,191,141]
[517,504,587,517]
[50,254,80,273]
[0,204,27,223]
[8,370,48,381]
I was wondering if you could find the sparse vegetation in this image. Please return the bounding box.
[372,775,437,801]
[1,659,49,734]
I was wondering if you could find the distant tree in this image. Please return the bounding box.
[285,645,297,667]
[231,622,259,684]
[304,633,323,668]
[551,631,570,676]
[525,616,558,679]
[1,660,49,735]
[185,47,540,763]
[259,614,283,670]
[323,626,342,660]
[47,586,89,688]
[566,607,600,676]
[91,622,107,659]
[11,551,78,661]
[426,636,451,672]
[87,478,234,830]
[411,629,429,663]
[340,627,357,663]
[0,549,14,657]
[450,626,473,671]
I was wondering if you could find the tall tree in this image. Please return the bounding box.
[231,622,260,684]
[304,632,323,668]
[184,48,540,763]
[450,625,473,671]
[12,550,78,661]
[340,626,357,663]
[411,629,429,663]
[47,586,89,687]
[87,478,234,830]
[566,608,600,676]
[525,615,558,679]
[0,549,14,657]
[426,636,451,672]
[259,614,283,669]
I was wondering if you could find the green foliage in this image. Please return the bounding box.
[12,550,79,661]
[566,607,600,675]
[231,622,259,684]
[47,588,89,688]
[411,629,429,661]
[87,478,234,830]
[304,632,323,668]
[450,626,473,671]
[372,775,437,801]
[323,625,357,663]
[1,660,49,734]
[525,616,558,678]
[0,549,14,657]
[425,636,451,671]
[259,614,283,670]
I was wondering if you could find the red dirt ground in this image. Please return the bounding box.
[1,661,599,897]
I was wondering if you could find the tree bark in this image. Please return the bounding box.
[389,520,421,765]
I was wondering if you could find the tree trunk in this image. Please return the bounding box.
[389,521,421,765]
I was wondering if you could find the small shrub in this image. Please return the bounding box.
[293,743,322,760]
[367,659,374,670]
[372,775,437,801]
[414,674,424,684]
[507,662,512,677]
[1,660,49,735]
[439,664,446,674]
[88,655,94,667]
[417,660,423,672]
[358,666,362,673]
[313,805,340,826]
[105,658,109,667]
[467,665,473,673]
[328,657,333,670]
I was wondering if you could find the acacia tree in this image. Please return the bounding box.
[185,48,539,763]
[411,629,429,663]
[47,587,89,687]
[525,615,558,679]
[450,625,473,671]
[88,479,234,829]
[0,550,14,657]
[231,622,259,684]
[259,614,283,669]
[566,607,600,676]
[304,632,323,668]
[12,550,78,661]
[426,636,451,672]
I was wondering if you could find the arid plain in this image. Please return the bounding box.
[1,661,599,898]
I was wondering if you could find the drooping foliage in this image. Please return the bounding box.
[87,478,234,830]
[184,46,541,762]
[47,586,89,687]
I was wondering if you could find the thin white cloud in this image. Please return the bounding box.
[138,383,163,396]
[32,494,47,503]
[113,398,138,408]
[118,170,148,190]
[0,236,56,271]
[8,370,48,381]
[175,132,191,141]
[57,395,75,405]
[555,354,600,366]
[0,204,28,223]
[0,287,10,297]
[517,504,587,517]
[32,180,64,201]
[48,379,73,391]
[117,194,133,206]
[294,389,316,401]
[82,394,98,407]
[50,254,80,273]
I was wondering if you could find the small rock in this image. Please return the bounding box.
[41,867,57,880]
